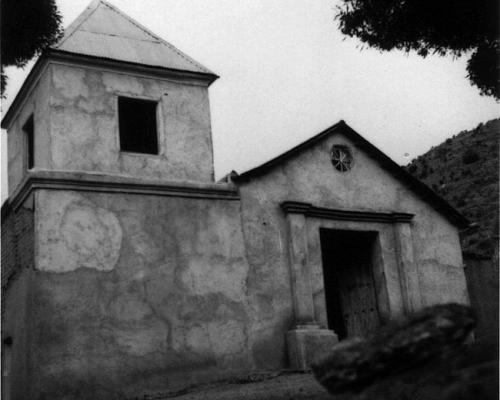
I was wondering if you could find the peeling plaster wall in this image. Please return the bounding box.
[32,189,256,398]
[234,188,294,370]
[6,71,469,397]
[7,67,52,196]
[238,132,468,331]
[1,203,35,400]
[48,63,215,182]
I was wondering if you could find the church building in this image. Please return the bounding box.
[1,1,470,399]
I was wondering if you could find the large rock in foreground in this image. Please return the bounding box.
[311,304,479,396]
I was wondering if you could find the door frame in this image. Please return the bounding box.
[281,201,422,331]
[319,228,381,339]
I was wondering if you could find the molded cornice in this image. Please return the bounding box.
[1,49,219,130]
[281,201,414,223]
[47,49,219,85]
[10,170,239,211]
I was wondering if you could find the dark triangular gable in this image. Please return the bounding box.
[233,120,469,229]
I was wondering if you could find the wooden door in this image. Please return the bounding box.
[320,229,380,339]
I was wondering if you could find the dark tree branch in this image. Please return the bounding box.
[337,0,500,99]
[1,0,63,96]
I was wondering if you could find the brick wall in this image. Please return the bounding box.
[1,201,34,318]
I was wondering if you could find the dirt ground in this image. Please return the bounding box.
[153,371,333,400]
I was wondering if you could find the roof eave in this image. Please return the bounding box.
[47,49,219,84]
[234,120,346,182]
[232,120,469,229]
[1,49,219,130]
[1,55,49,130]
[233,121,345,182]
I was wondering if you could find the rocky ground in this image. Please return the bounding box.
[134,347,497,400]
[133,304,497,400]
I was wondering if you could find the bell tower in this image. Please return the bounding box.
[1,3,236,399]
[2,0,218,197]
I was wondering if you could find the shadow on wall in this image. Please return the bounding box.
[463,255,499,344]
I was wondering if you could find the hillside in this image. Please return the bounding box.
[406,119,499,258]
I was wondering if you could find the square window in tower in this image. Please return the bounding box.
[118,97,158,154]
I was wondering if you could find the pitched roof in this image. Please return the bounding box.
[1,0,217,129]
[53,0,214,74]
[233,120,469,229]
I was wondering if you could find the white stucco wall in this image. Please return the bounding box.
[48,63,215,182]
[238,131,469,331]
[7,66,52,196]
[7,62,216,192]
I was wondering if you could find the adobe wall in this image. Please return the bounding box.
[1,201,35,316]
[30,187,279,398]
[237,131,469,330]
[7,67,52,196]
[463,256,499,342]
[7,62,215,197]
[1,202,35,400]
[1,204,17,305]
[46,63,215,183]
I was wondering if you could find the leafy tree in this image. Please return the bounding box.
[336,0,499,99]
[1,0,63,96]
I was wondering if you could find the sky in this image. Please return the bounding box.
[1,0,499,203]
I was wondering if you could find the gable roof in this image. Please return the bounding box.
[233,120,469,229]
[54,0,214,74]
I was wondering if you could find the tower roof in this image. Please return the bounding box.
[53,0,214,74]
[1,0,218,129]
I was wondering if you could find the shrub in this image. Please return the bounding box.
[462,149,480,164]
[408,164,417,174]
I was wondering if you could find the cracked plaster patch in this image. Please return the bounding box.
[181,256,247,302]
[53,67,89,99]
[37,191,122,272]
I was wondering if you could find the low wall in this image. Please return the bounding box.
[463,256,499,342]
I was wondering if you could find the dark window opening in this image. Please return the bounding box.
[118,97,158,154]
[23,115,34,169]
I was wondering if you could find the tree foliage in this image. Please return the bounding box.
[1,0,63,96]
[336,0,500,99]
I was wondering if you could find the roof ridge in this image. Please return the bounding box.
[55,0,101,48]
[235,121,345,178]
[77,29,159,43]
[99,0,213,74]
[99,0,160,42]
[232,120,468,229]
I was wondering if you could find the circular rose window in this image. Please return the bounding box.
[330,145,353,172]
